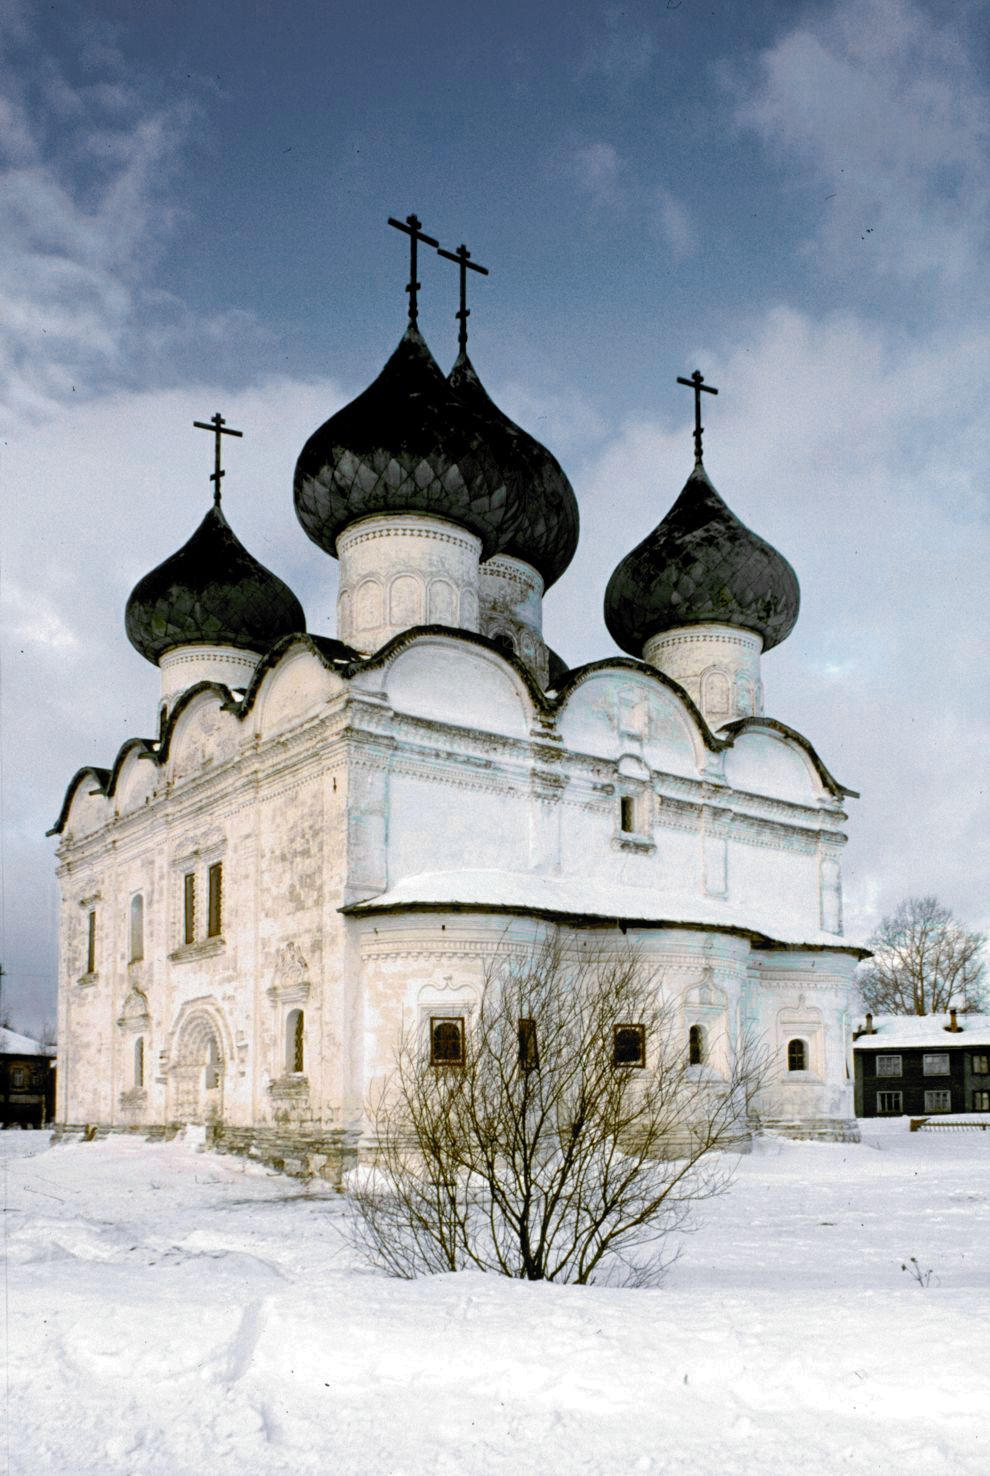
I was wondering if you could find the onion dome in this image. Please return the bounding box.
[546,647,570,689]
[125,503,305,664]
[446,352,579,589]
[294,325,518,559]
[604,461,800,656]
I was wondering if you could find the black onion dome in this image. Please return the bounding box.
[294,325,517,559]
[125,503,305,664]
[604,462,800,656]
[447,352,579,589]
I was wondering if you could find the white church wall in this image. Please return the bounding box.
[369,638,534,740]
[723,730,823,806]
[253,643,346,741]
[557,672,704,780]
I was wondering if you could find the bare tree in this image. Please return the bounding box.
[349,938,766,1287]
[860,896,986,1016]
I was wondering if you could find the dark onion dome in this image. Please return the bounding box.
[294,325,519,560]
[447,352,579,589]
[604,461,800,656]
[546,647,570,689]
[125,503,305,664]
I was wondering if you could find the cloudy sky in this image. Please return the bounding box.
[1,0,987,1031]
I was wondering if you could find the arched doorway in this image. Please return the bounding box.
[169,1008,227,1124]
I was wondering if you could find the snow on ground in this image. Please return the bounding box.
[2,1124,988,1476]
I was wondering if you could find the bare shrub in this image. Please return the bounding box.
[349,938,767,1286]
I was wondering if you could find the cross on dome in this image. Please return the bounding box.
[193,412,243,505]
[676,369,718,465]
[387,213,440,325]
[436,241,490,352]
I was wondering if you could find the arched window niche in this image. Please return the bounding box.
[787,1038,808,1072]
[688,1023,705,1066]
[286,1009,305,1075]
[129,893,144,963]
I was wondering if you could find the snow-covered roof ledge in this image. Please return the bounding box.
[0,1028,55,1058]
[853,1014,990,1050]
[341,870,869,955]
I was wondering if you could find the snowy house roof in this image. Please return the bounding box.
[853,1014,990,1050]
[0,1027,55,1059]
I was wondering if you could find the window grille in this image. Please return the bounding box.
[787,1038,807,1072]
[973,1091,990,1112]
[688,1024,705,1066]
[923,1053,949,1076]
[876,1054,902,1078]
[876,1090,902,1114]
[430,1018,464,1067]
[972,1055,989,1076]
[924,1089,952,1113]
[183,874,196,945]
[286,1009,305,1074]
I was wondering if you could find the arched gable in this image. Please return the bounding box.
[252,641,346,741]
[556,664,708,777]
[48,766,111,837]
[163,687,241,784]
[356,631,536,740]
[112,741,160,817]
[723,726,825,806]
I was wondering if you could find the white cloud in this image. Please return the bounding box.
[571,141,626,207]
[650,186,694,263]
[733,0,990,292]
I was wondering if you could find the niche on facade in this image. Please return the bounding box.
[701,667,731,722]
[428,578,457,625]
[389,573,423,626]
[354,578,384,631]
[776,1003,824,1079]
[682,973,729,1075]
[267,941,312,1102]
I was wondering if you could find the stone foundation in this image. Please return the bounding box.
[759,1117,861,1143]
[208,1124,359,1186]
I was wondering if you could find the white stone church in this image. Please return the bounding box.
[51,240,865,1176]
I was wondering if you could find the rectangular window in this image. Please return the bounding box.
[183,873,196,945]
[924,1089,952,1113]
[518,1018,539,1071]
[973,1091,990,1112]
[619,796,636,834]
[430,1017,465,1067]
[876,1054,902,1078]
[129,894,144,963]
[923,1053,950,1076]
[972,1055,989,1076]
[876,1090,902,1115]
[86,909,97,974]
[207,862,223,938]
[613,1024,646,1068]
[11,1067,26,1090]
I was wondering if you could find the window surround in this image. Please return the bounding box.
[430,1016,465,1068]
[877,1090,903,1115]
[613,1024,646,1068]
[923,1089,952,1113]
[129,893,145,964]
[613,788,655,854]
[876,1054,902,1078]
[972,1054,989,1076]
[973,1090,990,1112]
[171,844,226,956]
[923,1053,950,1076]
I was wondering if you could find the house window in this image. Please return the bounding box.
[10,1066,26,1090]
[183,873,196,945]
[619,796,636,834]
[972,1055,989,1076]
[787,1038,807,1072]
[207,862,223,939]
[430,1018,465,1067]
[133,1036,145,1090]
[129,894,144,963]
[876,1090,902,1114]
[518,1018,539,1071]
[613,1024,645,1068]
[876,1054,902,1078]
[923,1053,949,1076]
[973,1091,990,1112]
[86,909,97,974]
[924,1089,952,1113]
[688,1024,705,1066]
[286,1009,305,1074]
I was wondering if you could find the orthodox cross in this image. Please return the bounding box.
[387,213,439,326]
[676,369,718,463]
[193,412,243,505]
[436,241,489,352]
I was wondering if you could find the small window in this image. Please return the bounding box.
[86,909,97,974]
[688,1024,705,1066]
[619,796,636,834]
[133,1036,145,1089]
[286,1009,305,1074]
[129,894,144,963]
[876,1090,902,1115]
[923,1052,950,1076]
[518,1018,539,1072]
[973,1091,990,1112]
[183,873,196,945]
[787,1038,807,1072]
[972,1054,989,1076]
[613,1024,646,1068]
[876,1054,902,1078]
[10,1066,27,1090]
[924,1089,952,1113]
[207,862,223,939]
[430,1018,464,1067]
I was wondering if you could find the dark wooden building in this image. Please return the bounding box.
[1,1028,56,1127]
[853,1011,990,1118]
